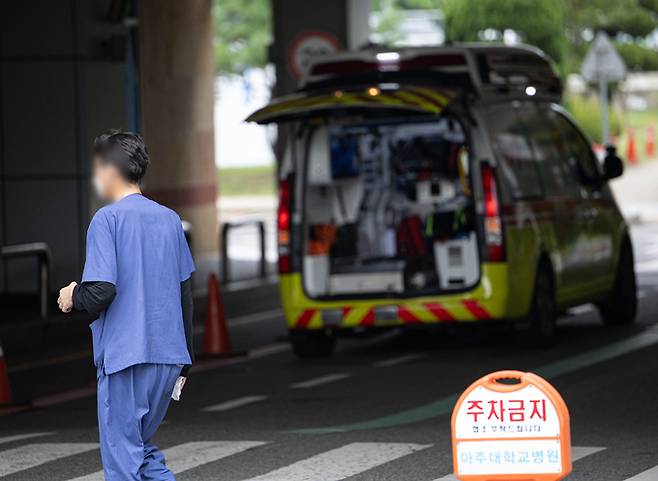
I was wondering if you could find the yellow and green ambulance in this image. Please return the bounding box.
[248,44,636,357]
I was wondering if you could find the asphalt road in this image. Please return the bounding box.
[1,226,658,481]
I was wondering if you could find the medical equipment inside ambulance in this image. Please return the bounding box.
[303,117,478,298]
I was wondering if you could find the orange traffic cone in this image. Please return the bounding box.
[203,273,233,356]
[626,128,638,166]
[646,126,655,158]
[0,340,13,405]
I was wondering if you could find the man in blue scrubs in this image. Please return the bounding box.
[57,131,195,480]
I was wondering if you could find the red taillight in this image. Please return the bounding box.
[277,179,292,273]
[482,164,504,262]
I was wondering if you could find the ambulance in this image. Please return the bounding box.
[248,44,635,357]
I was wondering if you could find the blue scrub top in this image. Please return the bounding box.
[83,193,195,374]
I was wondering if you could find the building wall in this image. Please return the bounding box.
[0,0,130,293]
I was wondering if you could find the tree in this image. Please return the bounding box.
[213,0,271,75]
[443,0,566,66]
[564,0,658,39]
[370,0,444,46]
[562,0,658,72]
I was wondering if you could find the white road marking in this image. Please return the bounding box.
[202,395,268,412]
[568,304,594,316]
[290,373,351,389]
[571,446,606,460]
[0,443,98,477]
[165,441,266,473]
[0,432,54,446]
[623,465,658,480]
[17,342,290,410]
[635,260,658,273]
[190,343,290,375]
[373,353,426,368]
[246,442,430,481]
[193,308,283,334]
[638,290,648,299]
[430,446,606,480]
[67,441,266,481]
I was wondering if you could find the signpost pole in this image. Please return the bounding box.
[599,77,609,145]
[581,31,626,147]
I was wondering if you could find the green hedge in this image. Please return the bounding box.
[563,95,622,144]
[615,43,658,72]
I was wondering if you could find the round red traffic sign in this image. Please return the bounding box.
[288,31,341,80]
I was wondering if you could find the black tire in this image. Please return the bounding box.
[290,330,336,358]
[518,260,557,347]
[597,240,637,326]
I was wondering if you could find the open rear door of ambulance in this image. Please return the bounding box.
[245,84,460,278]
[245,85,457,124]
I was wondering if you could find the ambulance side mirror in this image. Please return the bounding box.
[602,145,624,181]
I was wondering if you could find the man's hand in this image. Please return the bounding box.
[58,282,77,313]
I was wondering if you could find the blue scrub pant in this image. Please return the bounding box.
[97,363,181,481]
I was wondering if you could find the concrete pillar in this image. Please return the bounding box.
[139,0,218,257]
[347,0,371,50]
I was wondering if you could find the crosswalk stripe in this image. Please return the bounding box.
[67,441,266,481]
[623,465,658,480]
[0,432,54,446]
[571,446,606,460]
[373,353,425,368]
[430,446,606,481]
[245,442,431,481]
[0,443,98,477]
[202,395,268,412]
[165,441,266,473]
[290,373,351,389]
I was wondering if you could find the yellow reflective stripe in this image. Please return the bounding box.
[342,306,370,327]
[449,301,478,321]
[307,310,323,329]
[404,305,438,322]
[393,91,442,114]
[410,87,453,106]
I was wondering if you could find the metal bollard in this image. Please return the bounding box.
[220,219,267,284]
[1,242,51,319]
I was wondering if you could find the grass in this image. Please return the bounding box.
[218,165,276,197]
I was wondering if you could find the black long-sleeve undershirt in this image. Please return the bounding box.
[180,278,194,376]
[72,282,116,317]
[73,279,195,375]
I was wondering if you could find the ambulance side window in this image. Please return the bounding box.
[553,112,602,186]
[519,106,581,199]
[485,105,543,199]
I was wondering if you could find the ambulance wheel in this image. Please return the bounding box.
[598,240,637,326]
[519,261,557,347]
[290,330,336,358]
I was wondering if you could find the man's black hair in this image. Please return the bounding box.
[92,130,150,184]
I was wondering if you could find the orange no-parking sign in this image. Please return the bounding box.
[451,370,571,480]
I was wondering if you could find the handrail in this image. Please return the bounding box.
[220,220,266,284]
[1,242,51,319]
